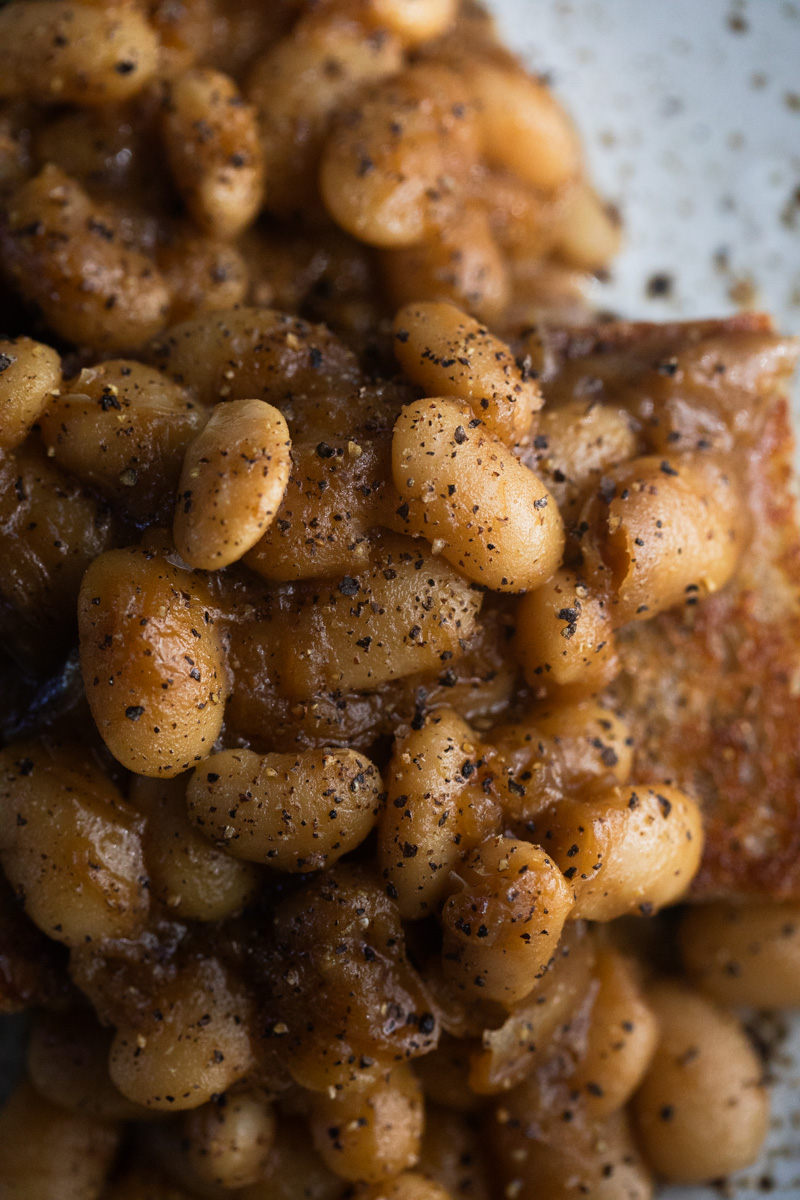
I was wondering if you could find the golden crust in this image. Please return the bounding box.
[540,315,800,898]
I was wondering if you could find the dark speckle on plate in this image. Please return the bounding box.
[646,272,675,298]
[781,186,800,229]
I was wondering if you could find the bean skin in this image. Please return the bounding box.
[78,546,228,777]
[174,399,292,569]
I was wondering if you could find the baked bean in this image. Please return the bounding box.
[641,395,734,459]
[493,701,633,823]
[537,784,703,922]
[174,399,291,569]
[240,1117,345,1200]
[412,1036,480,1113]
[680,901,800,1008]
[275,377,407,446]
[471,61,581,194]
[131,774,260,921]
[514,569,618,699]
[0,739,148,946]
[494,1107,653,1200]
[0,1080,119,1200]
[222,579,514,754]
[365,0,457,46]
[162,67,265,240]
[507,257,590,328]
[138,1119,241,1198]
[269,865,439,1092]
[239,219,376,316]
[392,302,542,447]
[146,0,215,78]
[320,65,478,248]
[0,337,61,450]
[377,710,501,919]
[248,12,402,219]
[622,330,798,458]
[381,207,510,326]
[39,360,205,527]
[419,952,496,1042]
[468,922,596,1095]
[530,398,637,517]
[30,99,168,210]
[484,725,575,835]
[441,836,574,1007]
[354,1174,452,1200]
[28,1009,145,1122]
[551,182,622,272]
[186,747,381,871]
[498,1011,623,1131]
[156,232,249,322]
[689,329,800,399]
[0,2,158,107]
[0,442,118,670]
[109,955,255,1111]
[479,167,566,260]
[309,1065,423,1184]
[147,306,361,409]
[572,949,659,1121]
[418,1108,490,1200]
[578,455,743,625]
[276,535,483,698]
[415,608,519,741]
[78,546,228,777]
[632,982,769,1183]
[244,434,396,582]
[176,1090,276,1190]
[297,298,384,362]
[391,396,563,591]
[220,605,344,748]
[1,166,170,352]
[206,0,297,79]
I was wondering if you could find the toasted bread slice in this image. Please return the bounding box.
[536,315,800,899]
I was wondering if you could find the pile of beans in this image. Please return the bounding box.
[0,0,619,361]
[0,2,798,1199]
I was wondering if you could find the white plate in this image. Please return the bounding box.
[488,0,800,1194]
[491,0,800,342]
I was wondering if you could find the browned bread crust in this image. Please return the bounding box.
[540,314,800,898]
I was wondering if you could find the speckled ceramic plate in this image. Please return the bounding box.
[489,0,800,1194]
[492,0,800,342]
[3,2,800,1194]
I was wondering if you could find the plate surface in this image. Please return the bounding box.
[491,0,800,342]
[488,0,800,1194]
